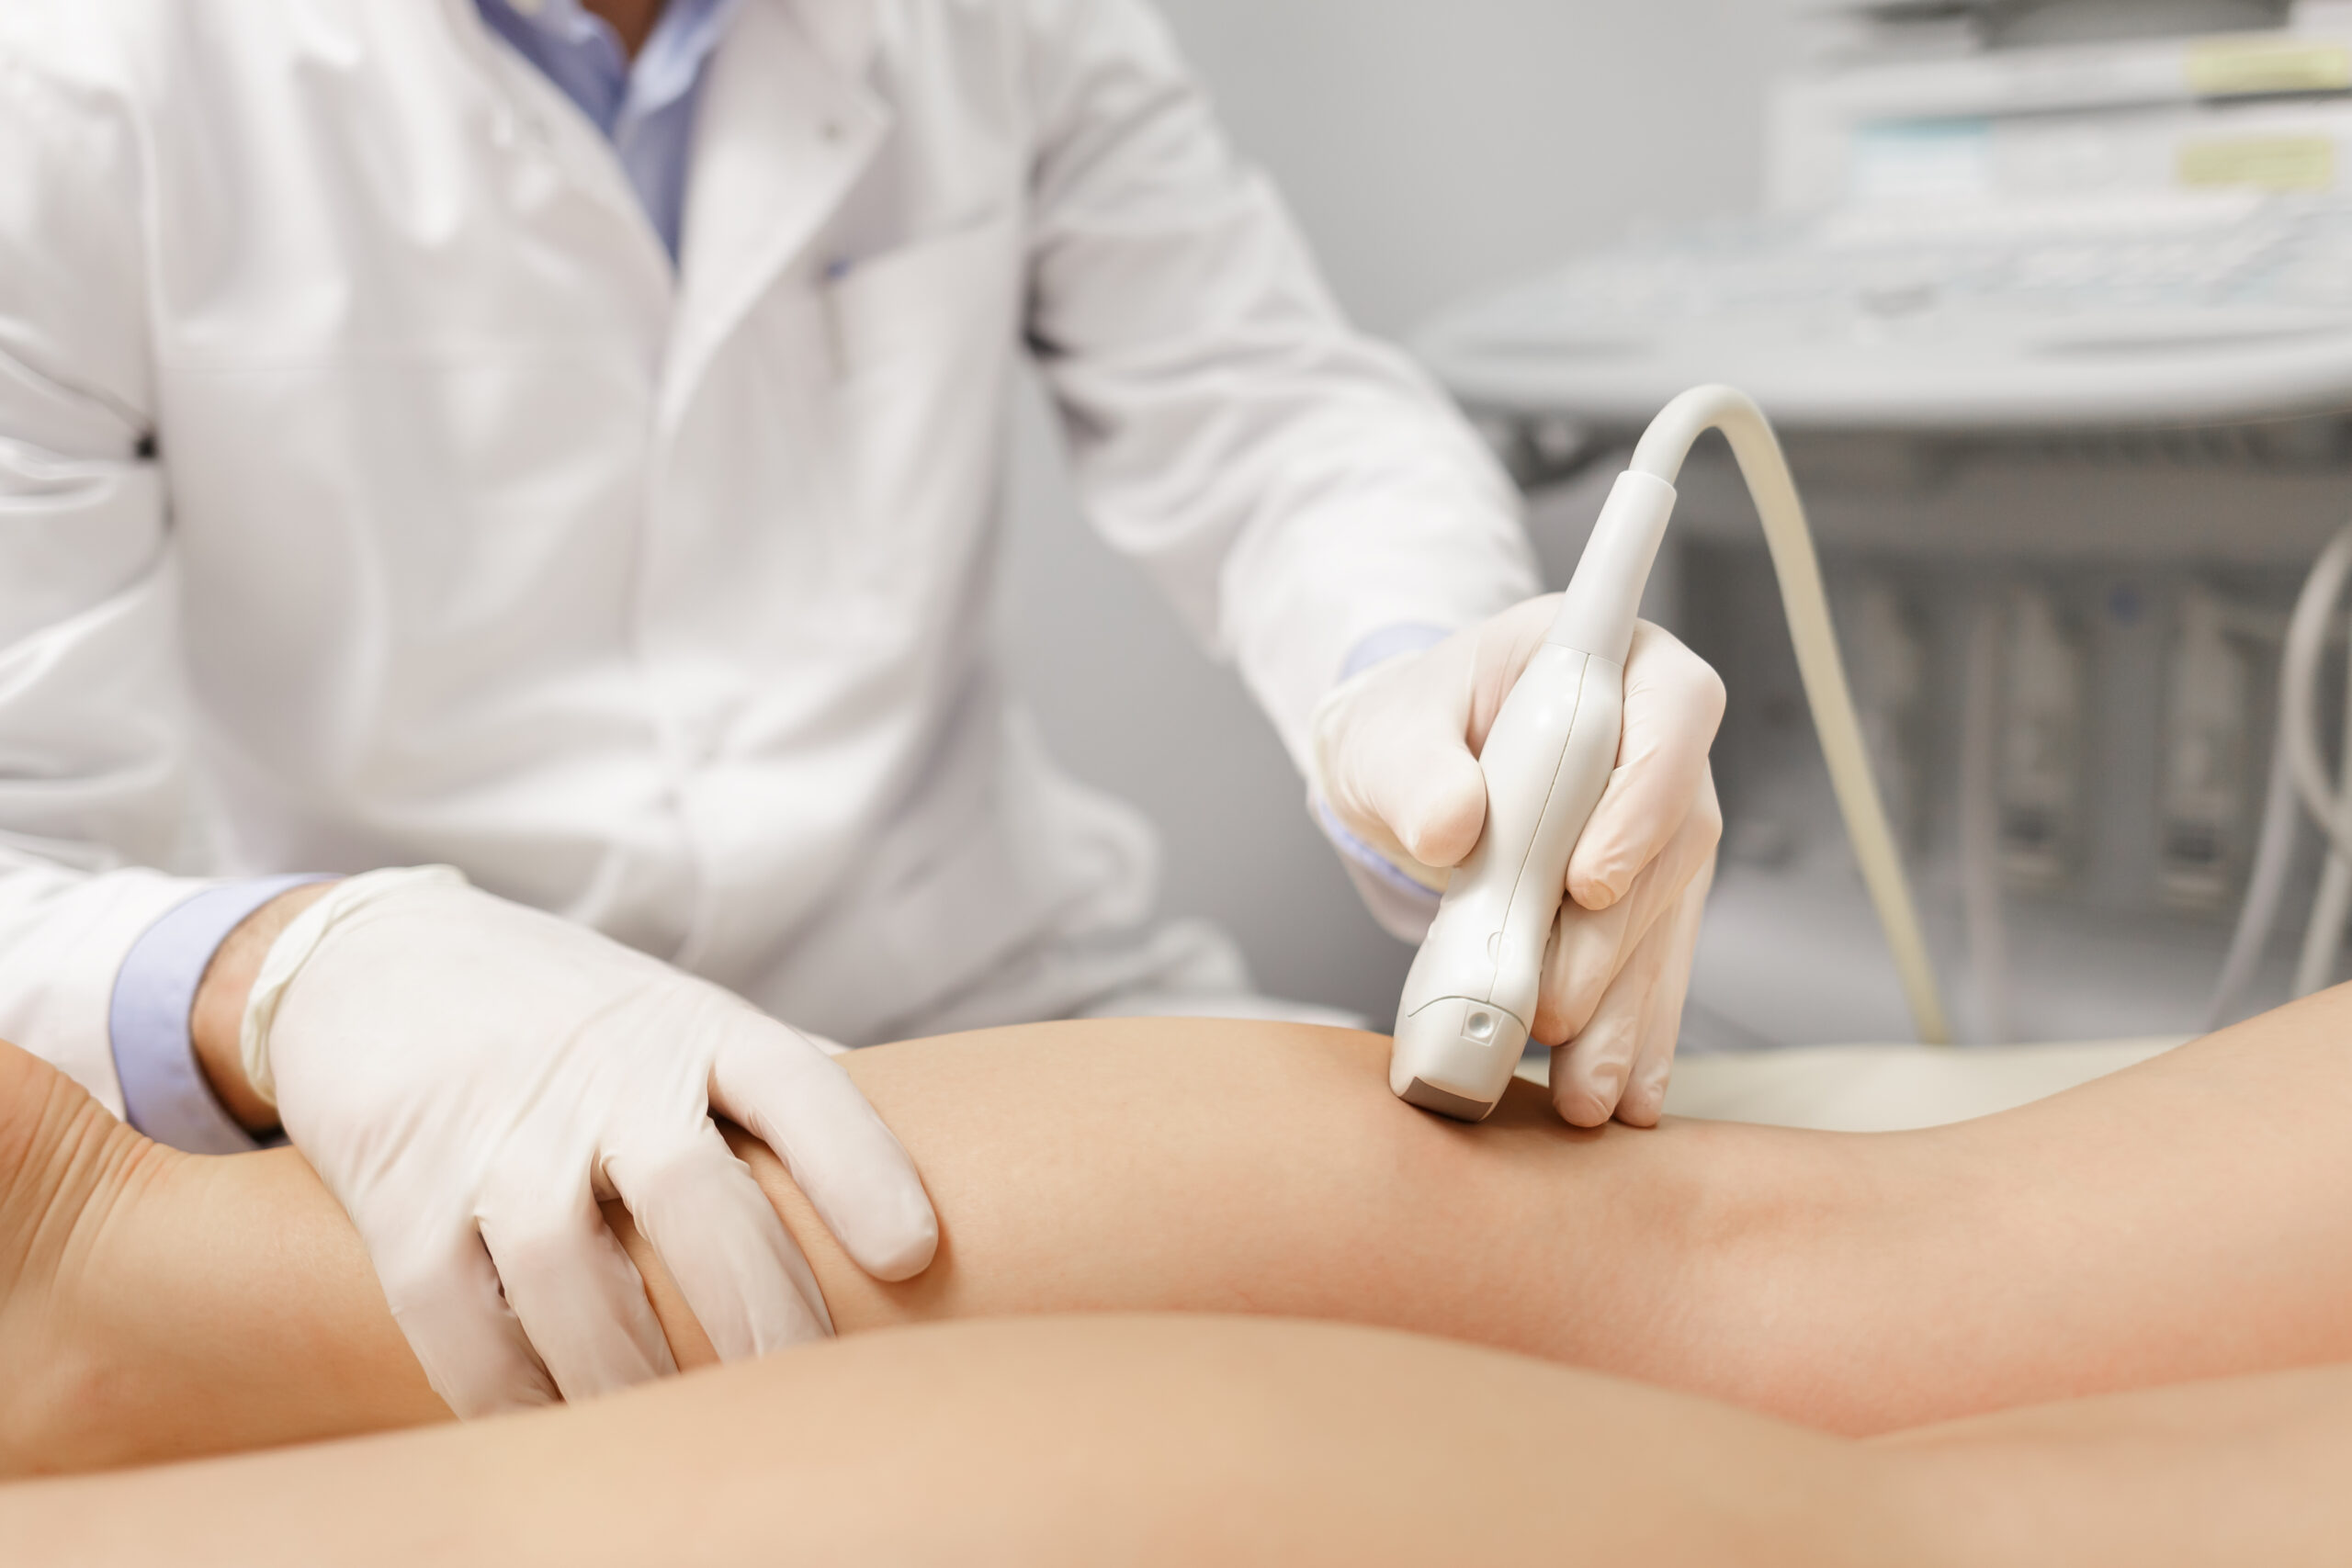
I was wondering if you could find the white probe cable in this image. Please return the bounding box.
[2282,525,2352,996]
[2297,616,2352,998]
[2203,711,2306,1030]
[2203,538,2352,1025]
[1390,386,1951,1122]
[1627,388,1951,1050]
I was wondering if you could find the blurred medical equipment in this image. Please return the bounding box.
[1426,2,2352,434]
[2158,507,2352,1016]
[1394,388,1950,1121]
[1421,189,2352,436]
[1416,0,2352,1052]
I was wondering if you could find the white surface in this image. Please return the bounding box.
[1519,1037,2184,1131]
[1662,1038,2183,1130]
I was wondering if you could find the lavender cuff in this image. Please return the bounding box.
[1313,796,1443,909]
[107,875,330,1154]
[1315,796,1445,944]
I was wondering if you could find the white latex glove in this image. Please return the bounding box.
[1310,598,1725,1129]
[242,866,938,1417]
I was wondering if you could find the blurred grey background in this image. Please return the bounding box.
[998,1,1804,1021]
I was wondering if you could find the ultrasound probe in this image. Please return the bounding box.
[1391,386,1951,1122]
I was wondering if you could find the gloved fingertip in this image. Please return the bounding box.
[1568,873,1625,913]
[1553,1061,1624,1130]
[1396,786,1487,871]
[1555,1088,1614,1129]
[857,1213,940,1283]
[1615,1077,1668,1130]
[1565,832,1639,907]
[830,1168,942,1282]
[779,1291,835,1346]
[1533,974,1600,1048]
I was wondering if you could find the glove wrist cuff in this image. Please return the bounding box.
[239,864,470,1108]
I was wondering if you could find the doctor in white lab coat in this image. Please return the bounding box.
[0,0,1725,1416]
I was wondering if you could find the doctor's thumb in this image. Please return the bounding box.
[1371,742,1489,871]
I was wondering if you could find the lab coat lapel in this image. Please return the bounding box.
[791,0,881,80]
[430,0,678,305]
[662,0,888,430]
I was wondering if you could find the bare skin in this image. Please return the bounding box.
[0,1315,1920,1568]
[6,1006,2352,1561]
[188,882,331,1133]
[7,984,2352,1482]
[13,1318,2352,1567]
[584,0,666,61]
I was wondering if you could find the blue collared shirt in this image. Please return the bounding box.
[475,0,742,260]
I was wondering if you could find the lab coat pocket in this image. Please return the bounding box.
[821,213,1023,606]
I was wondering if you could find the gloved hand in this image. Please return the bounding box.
[240,866,937,1417]
[1310,599,1725,1128]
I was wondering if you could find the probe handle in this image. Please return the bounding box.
[1389,471,1678,1121]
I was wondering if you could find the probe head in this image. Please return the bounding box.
[1390,994,1532,1122]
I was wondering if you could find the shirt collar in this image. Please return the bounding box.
[474,0,740,134]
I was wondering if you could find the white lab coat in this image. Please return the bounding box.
[0,0,1537,1113]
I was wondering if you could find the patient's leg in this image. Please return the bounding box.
[0,1314,1913,1567]
[0,1039,442,1473]
[10,1316,2352,1567]
[10,987,2352,1473]
[628,997,2352,1438]
[3,1021,1761,1473]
